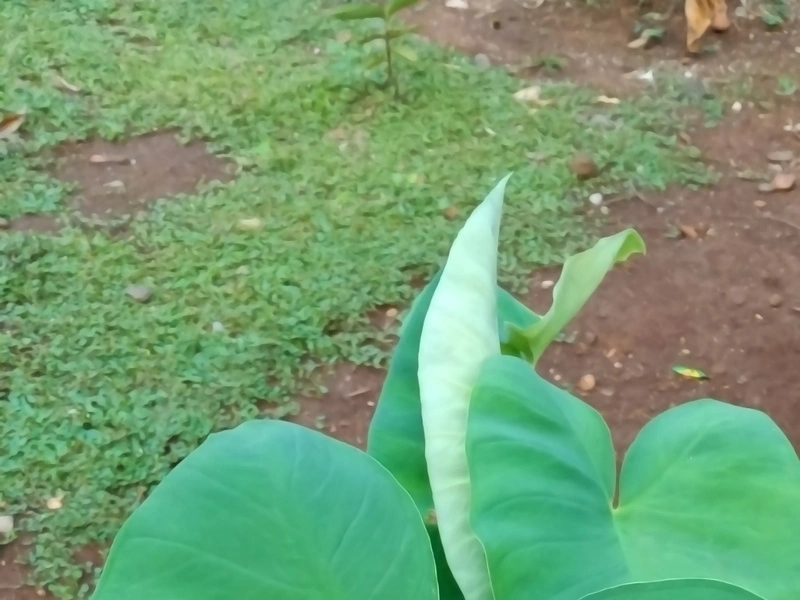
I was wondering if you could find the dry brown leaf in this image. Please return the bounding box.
[773,173,796,191]
[89,153,132,165]
[54,74,81,93]
[767,150,794,163]
[679,224,698,239]
[513,85,554,106]
[627,35,650,49]
[0,112,26,139]
[736,169,765,181]
[237,217,263,231]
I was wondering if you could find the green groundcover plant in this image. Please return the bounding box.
[91,177,800,600]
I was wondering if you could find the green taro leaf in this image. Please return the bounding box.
[92,421,438,600]
[467,356,800,600]
[417,175,513,600]
[507,229,644,363]
[497,286,540,353]
[368,273,532,600]
[368,277,538,518]
[386,0,422,17]
[331,3,385,20]
[368,269,443,516]
[580,579,765,600]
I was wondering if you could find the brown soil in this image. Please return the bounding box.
[405,0,800,94]
[3,1,800,598]
[294,0,800,455]
[5,131,233,234]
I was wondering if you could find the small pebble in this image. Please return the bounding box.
[599,205,609,215]
[589,192,603,206]
[769,293,783,308]
[541,280,555,289]
[211,321,226,333]
[731,101,742,112]
[613,361,623,369]
[237,217,263,231]
[47,496,63,510]
[474,53,491,69]
[386,307,399,318]
[104,179,125,192]
[577,374,596,392]
[600,388,614,397]
[767,150,794,163]
[570,152,600,180]
[443,206,459,220]
[125,284,153,303]
[754,200,766,208]
[0,515,13,535]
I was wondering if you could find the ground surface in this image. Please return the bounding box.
[298,0,800,452]
[0,0,798,597]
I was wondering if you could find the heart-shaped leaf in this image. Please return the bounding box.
[580,579,765,600]
[92,421,438,600]
[467,356,800,600]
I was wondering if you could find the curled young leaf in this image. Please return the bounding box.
[506,229,645,363]
[417,175,513,600]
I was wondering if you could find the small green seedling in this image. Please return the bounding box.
[760,0,789,28]
[91,177,800,600]
[331,0,421,98]
[776,75,798,97]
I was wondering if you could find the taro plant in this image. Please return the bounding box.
[91,176,800,600]
[331,0,421,98]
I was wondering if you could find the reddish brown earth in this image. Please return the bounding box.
[6,131,233,234]
[3,1,800,598]
[296,0,800,455]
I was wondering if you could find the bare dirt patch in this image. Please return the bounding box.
[54,132,234,220]
[5,131,234,234]
[1,540,46,600]
[290,3,800,454]
[286,364,383,449]
[406,0,799,94]
[291,105,800,455]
